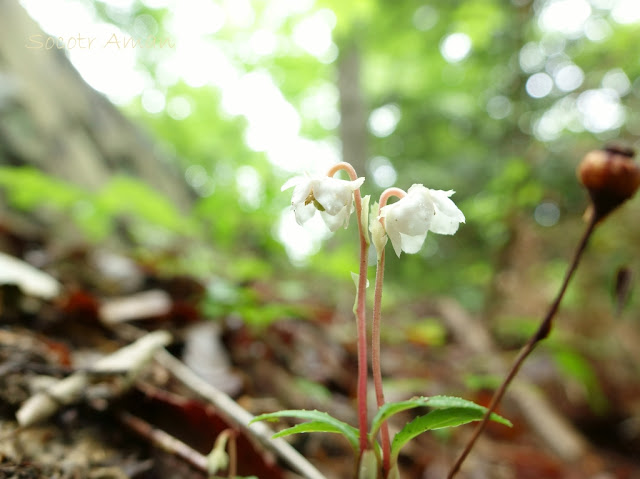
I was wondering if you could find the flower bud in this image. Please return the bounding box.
[577,146,640,219]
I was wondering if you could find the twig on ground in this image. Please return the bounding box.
[16,330,171,427]
[117,410,209,472]
[155,348,326,479]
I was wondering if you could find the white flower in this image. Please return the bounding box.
[379,184,465,257]
[282,174,365,232]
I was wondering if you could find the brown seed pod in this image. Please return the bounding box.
[577,146,640,219]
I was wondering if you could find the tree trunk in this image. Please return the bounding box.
[337,41,367,176]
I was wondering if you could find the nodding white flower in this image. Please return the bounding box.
[282,174,365,232]
[379,184,465,257]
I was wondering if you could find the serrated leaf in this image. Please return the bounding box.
[272,421,344,438]
[371,395,511,441]
[422,395,492,410]
[250,409,360,452]
[370,397,431,439]
[423,396,512,427]
[391,404,511,462]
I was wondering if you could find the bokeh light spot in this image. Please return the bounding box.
[440,33,472,63]
[369,156,397,188]
[167,96,192,120]
[368,104,401,138]
[292,9,336,60]
[554,64,584,92]
[602,68,631,96]
[141,88,166,113]
[611,0,640,25]
[534,201,560,227]
[185,165,208,189]
[526,72,553,98]
[577,89,625,133]
[519,42,545,73]
[412,5,438,31]
[486,96,512,120]
[538,0,591,37]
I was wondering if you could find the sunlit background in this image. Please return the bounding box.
[21,0,640,146]
[15,0,640,308]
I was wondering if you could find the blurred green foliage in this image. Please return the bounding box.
[7,0,640,321]
[551,345,608,413]
[0,167,197,241]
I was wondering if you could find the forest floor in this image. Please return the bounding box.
[1,220,639,479]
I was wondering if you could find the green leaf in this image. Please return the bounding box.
[250,410,360,452]
[370,397,431,440]
[392,408,478,460]
[0,167,87,211]
[390,397,511,462]
[371,395,511,441]
[551,347,608,413]
[272,420,345,438]
[420,395,505,413]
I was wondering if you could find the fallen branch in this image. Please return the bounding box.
[16,330,171,427]
[155,348,326,479]
[117,410,209,472]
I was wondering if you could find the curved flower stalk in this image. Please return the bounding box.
[371,184,465,474]
[279,169,498,478]
[283,163,370,458]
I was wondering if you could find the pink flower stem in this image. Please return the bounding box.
[372,249,390,473]
[373,188,406,475]
[327,162,370,457]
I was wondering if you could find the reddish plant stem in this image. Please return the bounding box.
[354,216,369,456]
[447,212,599,478]
[372,249,390,474]
[327,162,370,456]
[379,188,406,207]
[373,187,406,474]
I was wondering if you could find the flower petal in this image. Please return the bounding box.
[293,201,316,225]
[379,184,439,256]
[384,216,403,257]
[382,191,433,237]
[398,231,428,254]
[281,175,303,192]
[314,177,353,215]
[428,189,465,235]
[320,206,349,231]
[291,178,313,207]
[349,177,365,190]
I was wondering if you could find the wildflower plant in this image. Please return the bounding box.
[252,162,509,479]
[251,147,640,478]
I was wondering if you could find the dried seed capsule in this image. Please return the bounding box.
[577,146,640,219]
